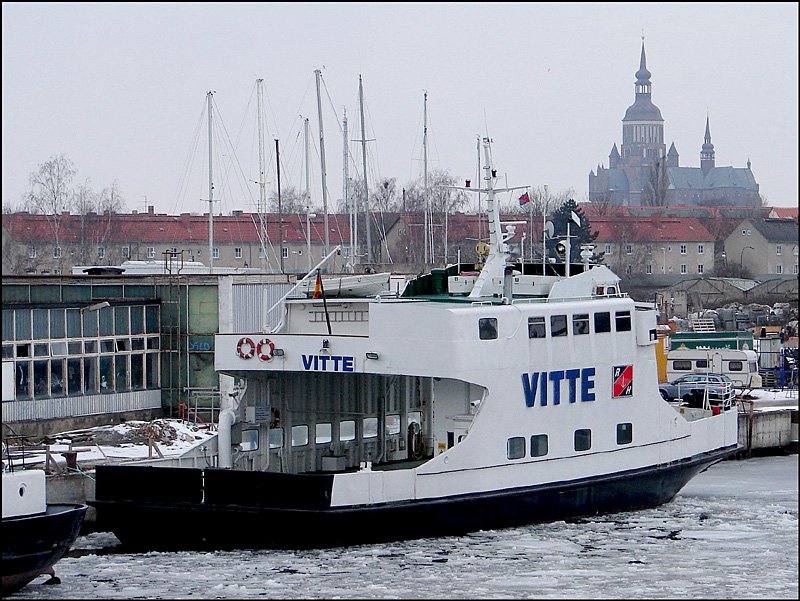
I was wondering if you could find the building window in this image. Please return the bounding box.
[147,247,155,258]
[698,264,704,274]
[646,264,652,275]
[776,244,782,256]
[697,244,704,255]
[507,436,526,460]
[234,247,243,259]
[794,265,798,275]
[680,264,687,274]
[626,264,632,275]
[281,247,289,259]
[97,246,105,259]
[617,423,633,445]
[28,247,36,259]
[259,247,266,259]
[479,318,498,340]
[122,246,130,258]
[528,316,546,339]
[680,244,687,255]
[212,247,220,259]
[53,246,62,259]
[604,244,612,255]
[625,244,633,255]
[574,429,592,452]
[530,434,548,457]
[776,265,783,274]
[646,244,652,255]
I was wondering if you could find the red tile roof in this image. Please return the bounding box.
[590,217,715,243]
[2,212,356,245]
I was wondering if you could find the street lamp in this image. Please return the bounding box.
[740,246,754,272]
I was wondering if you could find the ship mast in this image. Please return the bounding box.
[207,91,215,271]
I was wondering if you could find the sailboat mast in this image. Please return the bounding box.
[276,139,284,274]
[343,109,355,269]
[476,135,482,243]
[359,75,373,264]
[256,80,267,269]
[423,91,429,266]
[207,91,214,271]
[314,69,330,256]
[304,117,312,270]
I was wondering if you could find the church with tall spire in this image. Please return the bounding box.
[588,39,761,207]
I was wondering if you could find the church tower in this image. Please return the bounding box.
[700,115,715,174]
[620,40,666,168]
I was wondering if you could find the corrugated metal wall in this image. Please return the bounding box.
[2,389,162,422]
[232,282,295,333]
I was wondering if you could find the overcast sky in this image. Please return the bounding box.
[2,2,797,217]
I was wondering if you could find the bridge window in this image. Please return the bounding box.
[550,315,567,337]
[385,414,401,435]
[528,316,546,339]
[269,427,284,449]
[594,312,611,333]
[615,311,631,332]
[507,436,526,460]
[572,314,590,335]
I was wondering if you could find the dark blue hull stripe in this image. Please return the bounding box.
[91,446,734,551]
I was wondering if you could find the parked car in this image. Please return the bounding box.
[658,373,735,407]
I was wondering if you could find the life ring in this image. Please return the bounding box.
[237,337,255,359]
[256,338,275,361]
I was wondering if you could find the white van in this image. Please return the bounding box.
[666,347,762,389]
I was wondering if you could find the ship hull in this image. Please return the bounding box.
[1,504,87,596]
[91,446,734,551]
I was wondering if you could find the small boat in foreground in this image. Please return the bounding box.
[91,138,738,551]
[2,466,87,596]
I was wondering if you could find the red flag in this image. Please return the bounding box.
[312,272,323,299]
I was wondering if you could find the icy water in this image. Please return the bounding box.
[13,455,798,599]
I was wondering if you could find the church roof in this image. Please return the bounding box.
[667,166,758,191]
[623,97,663,122]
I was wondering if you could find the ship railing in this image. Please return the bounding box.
[676,381,735,412]
[511,292,629,305]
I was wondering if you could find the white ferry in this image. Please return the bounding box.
[91,139,738,551]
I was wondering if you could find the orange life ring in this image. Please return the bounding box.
[237,337,255,359]
[256,338,275,361]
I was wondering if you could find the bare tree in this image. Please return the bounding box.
[24,154,77,272]
[268,186,306,214]
[643,158,669,206]
[587,190,615,218]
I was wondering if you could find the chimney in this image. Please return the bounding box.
[148,205,155,215]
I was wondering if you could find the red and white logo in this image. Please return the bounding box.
[612,365,633,397]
